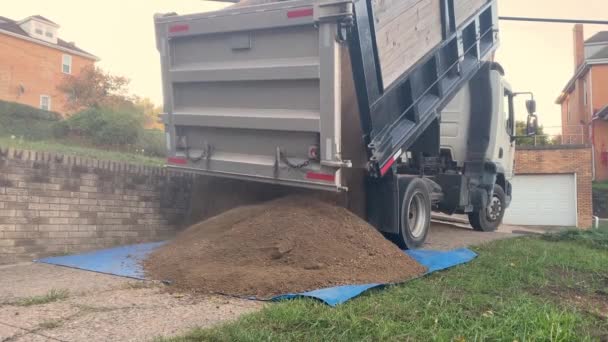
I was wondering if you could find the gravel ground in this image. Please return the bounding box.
[0,221,555,341]
[0,264,262,342]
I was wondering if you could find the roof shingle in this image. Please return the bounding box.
[31,15,58,26]
[586,31,608,44]
[590,46,608,60]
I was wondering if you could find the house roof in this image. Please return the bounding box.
[586,31,608,44]
[30,15,58,26]
[0,15,97,60]
[595,105,608,120]
[556,64,590,104]
[556,45,608,104]
[590,46,608,60]
[0,17,28,35]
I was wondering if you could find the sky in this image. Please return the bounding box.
[3,0,607,134]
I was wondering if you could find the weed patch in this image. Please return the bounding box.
[39,319,63,330]
[16,289,69,306]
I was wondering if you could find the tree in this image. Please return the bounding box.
[550,134,563,146]
[515,120,549,146]
[58,65,132,112]
[133,97,163,130]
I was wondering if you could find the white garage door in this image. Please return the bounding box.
[503,174,577,226]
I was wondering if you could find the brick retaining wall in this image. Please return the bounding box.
[0,148,193,265]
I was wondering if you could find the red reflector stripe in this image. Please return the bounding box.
[306,172,335,182]
[167,157,187,165]
[169,24,189,33]
[380,159,396,177]
[380,149,403,176]
[287,8,313,18]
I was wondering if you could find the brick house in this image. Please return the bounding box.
[0,15,98,114]
[556,25,608,181]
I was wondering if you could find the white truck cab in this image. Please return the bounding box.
[439,64,531,231]
[441,66,516,178]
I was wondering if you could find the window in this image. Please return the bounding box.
[62,54,72,74]
[45,31,53,38]
[504,90,514,136]
[40,95,51,111]
[35,28,43,35]
[583,80,588,107]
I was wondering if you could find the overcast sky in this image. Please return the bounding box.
[4,0,607,134]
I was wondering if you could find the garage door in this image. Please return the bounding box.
[503,174,577,226]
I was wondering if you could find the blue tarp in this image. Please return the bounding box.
[37,242,166,280]
[274,248,477,306]
[37,243,477,306]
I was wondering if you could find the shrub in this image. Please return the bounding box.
[135,129,166,157]
[68,106,144,146]
[51,121,70,139]
[0,100,61,140]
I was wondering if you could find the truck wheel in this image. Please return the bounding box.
[395,178,431,249]
[468,185,506,232]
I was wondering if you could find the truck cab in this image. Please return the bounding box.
[439,64,519,231]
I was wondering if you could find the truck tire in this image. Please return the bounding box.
[395,178,431,249]
[468,185,506,232]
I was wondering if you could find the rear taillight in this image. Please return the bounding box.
[308,145,320,160]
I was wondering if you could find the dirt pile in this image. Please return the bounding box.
[144,196,426,298]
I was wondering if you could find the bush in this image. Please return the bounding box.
[135,129,166,157]
[68,107,144,146]
[0,100,62,140]
[51,121,70,139]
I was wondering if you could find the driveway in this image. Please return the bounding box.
[425,216,558,250]
[0,221,554,341]
[0,264,262,342]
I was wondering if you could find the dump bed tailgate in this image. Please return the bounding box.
[156,0,348,191]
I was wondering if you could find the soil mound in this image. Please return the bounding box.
[144,196,426,298]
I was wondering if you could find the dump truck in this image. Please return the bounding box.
[155,0,538,248]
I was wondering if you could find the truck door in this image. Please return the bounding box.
[501,87,516,180]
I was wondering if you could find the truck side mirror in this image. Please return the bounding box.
[526,99,537,115]
[527,115,538,136]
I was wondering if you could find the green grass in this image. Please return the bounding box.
[543,225,608,250]
[593,181,608,191]
[16,289,69,307]
[161,230,608,342]
[0,136,164,167]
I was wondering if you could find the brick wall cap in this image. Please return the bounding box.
[516,144,590,151]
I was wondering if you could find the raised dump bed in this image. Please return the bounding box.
[156,0,498,193]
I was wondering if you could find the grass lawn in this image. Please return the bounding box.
[162,227,608,341]
[0,136,164,167]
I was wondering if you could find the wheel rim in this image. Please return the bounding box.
[407,191,427,238]
[486,195,502,222]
